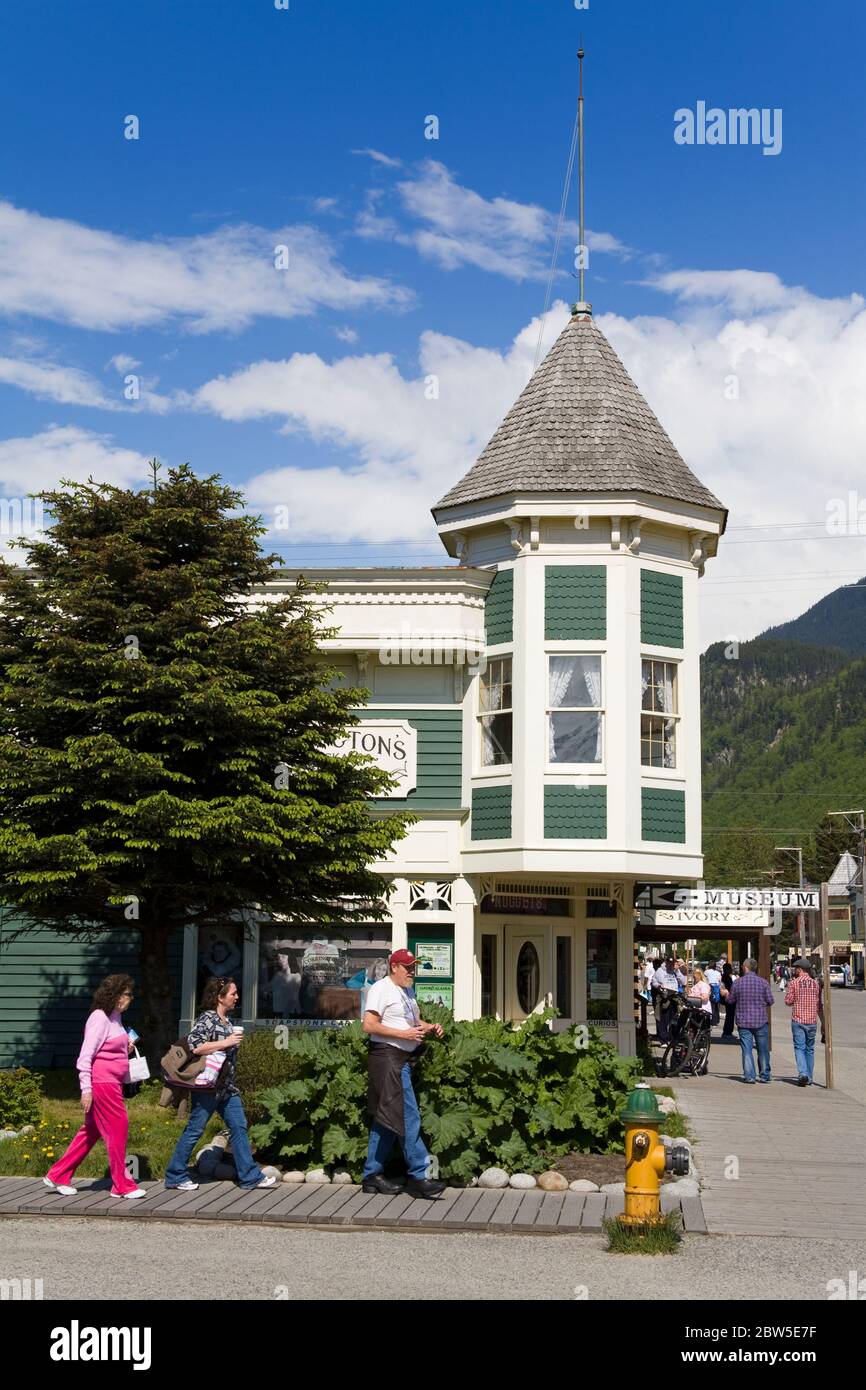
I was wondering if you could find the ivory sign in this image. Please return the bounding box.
[329,721,417,798]
[641,907,770,928]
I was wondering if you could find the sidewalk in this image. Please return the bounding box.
[667,1019,866,1240]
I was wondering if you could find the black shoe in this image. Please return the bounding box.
[406,1178,446,1199]
[361,1173,403,1195]
[797,1075,809,1087]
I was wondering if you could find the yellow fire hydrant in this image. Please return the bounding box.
[620,1083,689,1226]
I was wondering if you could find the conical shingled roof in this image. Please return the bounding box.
[434,314,725,515]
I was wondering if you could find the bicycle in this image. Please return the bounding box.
[659,994,712,1077]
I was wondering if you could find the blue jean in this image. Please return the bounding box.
[363,1062,430,1182]
[792,1021,817,1081]
[738,1024,771,1082]
[165,1092,264,1188]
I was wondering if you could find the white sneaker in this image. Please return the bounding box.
[174,1180,199,1192]
[114,1187,147,1199]
[43,1177,77,1196]
[255,1175,277,1189]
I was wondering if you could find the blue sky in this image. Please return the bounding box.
[1,0,864,644]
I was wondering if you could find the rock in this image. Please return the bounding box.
[260,1165,282,1182]
[332,1171,354,1185]
[537,1170,569,1192]
[669,1178,700,1198]
[18,1124,35,1136]
[213,1161,237,1180]
[305,1168,330,1183]
[468,1177,478,1186]
[478,1167,510,1189]
[599,1181,625,1195]
[569,1179,599,1192]
[657,1097,678,1114]
[508,1173,537,1189]
[282,1170,305,1183]
[0,1129,19,1142]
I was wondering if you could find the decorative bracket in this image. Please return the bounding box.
[452,531,469,565]
[688,531,709,575]
[356,651,370,682]
[610,515,622,551]
[506,520,524,553]
[529,515,541,550]
[626,517,642,554]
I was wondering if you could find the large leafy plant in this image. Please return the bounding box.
[248,1011,640,1182]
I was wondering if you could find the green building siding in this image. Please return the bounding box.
[0,920,184,1068]
[471,786,512,840]
[641,787,686,843]
[356,709,462,809]
[640,569,684,648]
[545,566,607,640]
[544,785,607,839]
[485,568,514,645]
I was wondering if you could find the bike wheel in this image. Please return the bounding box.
[688,1033,711,1076]
[662,1040,689,1076]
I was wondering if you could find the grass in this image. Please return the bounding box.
[0,1072,226,1181]
[604,1212,682,1255]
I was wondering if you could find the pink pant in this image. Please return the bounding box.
[46,1081,137,1194]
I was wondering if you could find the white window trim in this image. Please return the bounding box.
[640,655,680,773]
[477,652,514,774]
[545,650,605,772]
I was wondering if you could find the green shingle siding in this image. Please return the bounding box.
[641,787,686,843]
[0,920,184,1068]
[544,785,607,839]
[356,709,462,809]
[485,568,514,646]
[471,786,512,840]
[641,569,683,648]
[545,566,606,640]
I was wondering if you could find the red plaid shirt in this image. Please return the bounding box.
[784,974,822,1026]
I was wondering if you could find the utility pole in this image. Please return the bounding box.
[828,810,865,982]
[777,846,805,957]
[820,881,834,1089]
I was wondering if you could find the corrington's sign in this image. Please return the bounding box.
[329,721,417,799]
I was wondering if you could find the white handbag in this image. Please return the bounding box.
[127,1047,151,1084]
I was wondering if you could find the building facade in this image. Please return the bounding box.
[175,306,727,1056]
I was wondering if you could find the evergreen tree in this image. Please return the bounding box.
[0,467,408,1047]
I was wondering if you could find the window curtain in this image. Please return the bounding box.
[582,659,603,760]
[548,657,575,759]
[482,664,503,763]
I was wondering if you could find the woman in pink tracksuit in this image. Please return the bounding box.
[44,974,145,1199]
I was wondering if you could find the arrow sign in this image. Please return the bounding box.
[641,886,821,913]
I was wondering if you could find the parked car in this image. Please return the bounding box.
[828,965,846,987]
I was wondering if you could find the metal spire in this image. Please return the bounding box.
[572,45,591,318]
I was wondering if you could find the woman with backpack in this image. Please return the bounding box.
[43,973,145,1200]
[164,975,276,1192]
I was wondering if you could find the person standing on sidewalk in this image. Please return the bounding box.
[44,974,145,1199]
[785,960,823,1087]
[652,957,685,1043]
[164,977,275,1192]
[705,963,722,1025]
[721,958,774,1084]
[721,962,737,1036]
[361,949,445,1199]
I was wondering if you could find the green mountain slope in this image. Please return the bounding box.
[701,636,866,880]
[759,576,866,656]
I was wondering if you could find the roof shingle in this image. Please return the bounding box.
[434,314,725,515]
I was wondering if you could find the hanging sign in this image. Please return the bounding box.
[641,886,820,913]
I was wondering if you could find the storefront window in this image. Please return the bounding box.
[586,929,617,1022]
[197,924,244,1013]
[516,940,541,1013]
[556,936,572,1018]
[481,934,497,1016]
[258,926,391,1024]
[548,654,603,764]
[479,657,513,766]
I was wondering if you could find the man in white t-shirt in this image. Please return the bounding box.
[362,949,445,1199]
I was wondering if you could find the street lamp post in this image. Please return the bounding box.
[776,847,805,956]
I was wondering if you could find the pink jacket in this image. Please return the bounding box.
[77,1009,130,1092]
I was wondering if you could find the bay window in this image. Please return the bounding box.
[479,656,513,766]
[641,659,678,767]
[547,654,603,763]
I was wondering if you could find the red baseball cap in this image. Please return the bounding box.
[389,949,417,968]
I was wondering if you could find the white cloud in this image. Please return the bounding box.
[0,357,113,408]
[351,149,403,168]
[356,159,633,281]
[106,353,141,374]
[0,425,149,496]
[334,326,359,343]
[0,201,411,333]
[191,274,866,646]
